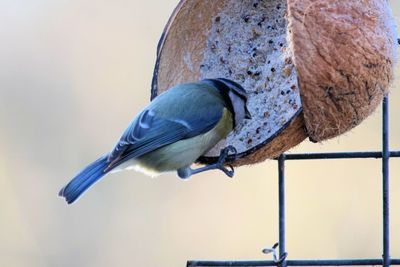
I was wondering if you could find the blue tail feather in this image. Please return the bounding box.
[59,154,110,204]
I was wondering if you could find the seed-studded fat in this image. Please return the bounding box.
[200,0,302,157]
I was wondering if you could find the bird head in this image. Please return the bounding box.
[202,78,252,128]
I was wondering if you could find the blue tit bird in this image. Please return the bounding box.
[59,78,251,204]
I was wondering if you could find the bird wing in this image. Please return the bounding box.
[106,106,223,168]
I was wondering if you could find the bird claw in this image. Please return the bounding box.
[218,145,238,163]
[216,146,237,177]
[218,164,234,178]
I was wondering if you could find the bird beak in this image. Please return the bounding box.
[245,106,252,119]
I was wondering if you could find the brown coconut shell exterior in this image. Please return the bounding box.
[152,0,396,165]
[287,0,396,141]
[151,0,226,96]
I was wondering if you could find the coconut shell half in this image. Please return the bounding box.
[289,0,397,141]
[152,0,397,166]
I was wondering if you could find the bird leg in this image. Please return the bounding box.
[177,146,237,179]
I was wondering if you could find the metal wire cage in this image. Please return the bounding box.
[187,94,399,267]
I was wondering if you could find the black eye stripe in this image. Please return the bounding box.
[215,78,248,99]
[202,78,248,100]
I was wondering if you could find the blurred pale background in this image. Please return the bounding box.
[0,1,399,266]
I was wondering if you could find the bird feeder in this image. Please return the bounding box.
[152,0,397,166]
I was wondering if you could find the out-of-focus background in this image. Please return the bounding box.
[0,1,399,266]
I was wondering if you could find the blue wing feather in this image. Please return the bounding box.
[107,106,223,169]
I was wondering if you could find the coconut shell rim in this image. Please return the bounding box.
[197,108,303,164]
[151,0,186,101]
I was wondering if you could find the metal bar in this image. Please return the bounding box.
[187,259,400,266]
[382,96,390,267]
[277,151,400,160]
[278,155,286,267]
[188,97,398,267]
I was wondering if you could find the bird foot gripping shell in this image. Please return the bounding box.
[216,145,237,177]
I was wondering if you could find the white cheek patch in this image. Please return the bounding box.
[228,90,246,128]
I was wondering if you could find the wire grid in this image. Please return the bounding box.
[187,96,400,267]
